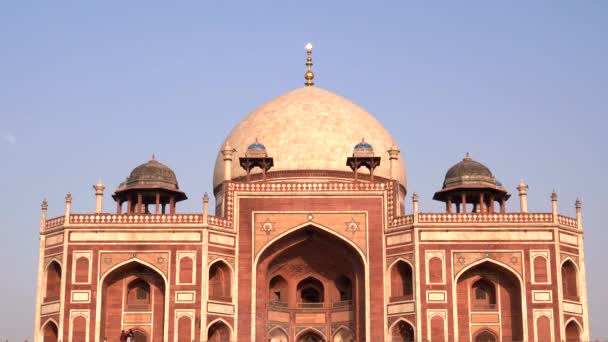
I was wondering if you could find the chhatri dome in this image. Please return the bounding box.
[213,44,406,191]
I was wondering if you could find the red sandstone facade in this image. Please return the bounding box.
[33,57,589,342]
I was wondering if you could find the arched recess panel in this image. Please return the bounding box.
[71,315,87,342]
[533,256,548,283]
[179,256,193,284]
[430,315,445,342]
[209,261,232,301]
[390,260,413,301]
[297,276,325,304]
[269,328,288,342]
[208,321,231,342]
[45,261,61,302]
[74,257,90,283]
[562,260,579,301]
[177,315,192,342]
[536,315,552,342]
[391,320,414,342]
[428,257,443,283]
[42,320,58,342]
[565,320,582,342]
[100,262,165,342]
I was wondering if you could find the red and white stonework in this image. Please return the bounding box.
[34,85,589,341]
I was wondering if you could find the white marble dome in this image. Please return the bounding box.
[213,86,406,189]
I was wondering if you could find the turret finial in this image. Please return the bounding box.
[304,43,314,86]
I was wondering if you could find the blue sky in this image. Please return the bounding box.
[1,2,606,340]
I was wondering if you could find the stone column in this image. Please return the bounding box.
[94,181,105,214]
[203,192,209,225]
[221,142,236,182]
[517,180,529,213]
[64,193,72,222]
[388,144,400,181]
[551,191,558,217]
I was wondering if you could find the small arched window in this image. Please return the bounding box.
[471,279,496,311]
[562,260,579,301]
[209,261,232,302]
[45,261,62,302]
[390,260,413,301]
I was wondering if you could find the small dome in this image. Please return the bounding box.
[248,142,266,150]
[442,153,496,189]
[126,158,179,190]
[353,139,374,157]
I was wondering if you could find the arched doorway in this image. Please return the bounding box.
[297,330,324,342]
[456,261,523,341]
[256,226,365,341]
[44,261,61,302]
[565,320,582,342]
[333,327,355,342]
[390,320,414,342]
[42,320,58,342]
[269,327,289,342]
[208,320,231,341]
[474,329,498,342]
[99,261,165,341]
[562,260,579,301]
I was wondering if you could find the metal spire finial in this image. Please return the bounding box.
[304,43,314,86]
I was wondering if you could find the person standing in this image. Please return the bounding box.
[120,330,127,342]
[126,329,134,342]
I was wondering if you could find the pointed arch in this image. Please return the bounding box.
[565,317,583,342]
[389,318,415,342]
[453,258,526,342]
[388,259,413,301]
[207,318,232,342]
[268,326,289,342]
[473,329,498,342]
[209,259,233,302]
[254,221,367,266]
[41,318,59,342]
[95,258,169,342]
[333,325,355,342]
[295,327,326,341]
[535,313,553,342]
[561,258,579,301]
[178,255,194,284]
[269,275,289,304]
[71,313,88,342]
[44,260,62,302]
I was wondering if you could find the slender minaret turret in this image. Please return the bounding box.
[517,179,529,213]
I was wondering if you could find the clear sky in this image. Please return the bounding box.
[1,1,606,340]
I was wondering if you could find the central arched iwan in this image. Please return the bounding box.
[256,225,366,341]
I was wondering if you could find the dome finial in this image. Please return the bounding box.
[464,152,471,160]
[152,153,156,160]
[304,42,314,86]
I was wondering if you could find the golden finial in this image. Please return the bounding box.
[304,42,314,86]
